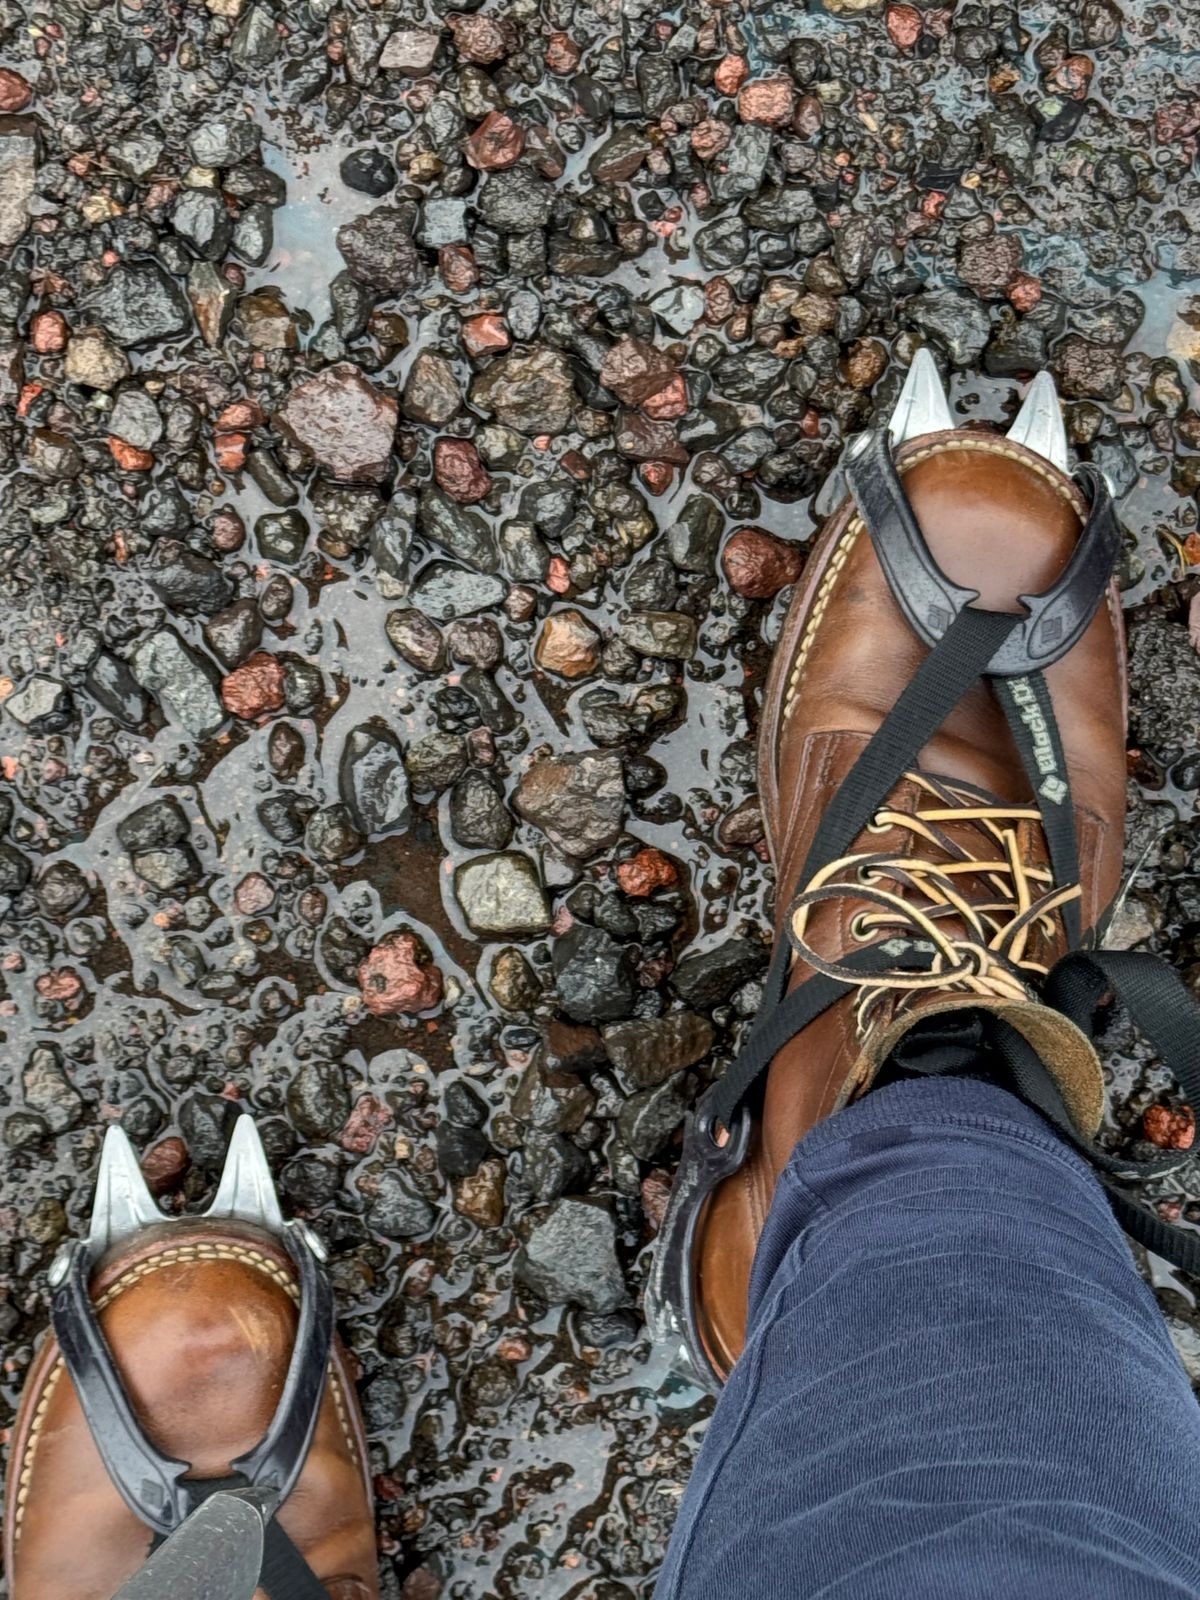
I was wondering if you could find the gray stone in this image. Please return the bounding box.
[108,388,164,451]
[130,629,224,737]
[470,346,577,435]
[516,1198,625,1310]
[407,561,506,622]
[339,724,411,836]
[514,751,626,859]
[89,262,191,348]
[455,852,550,937]
[173,188,232,261]
[553,923,637,1023]
[187,116,262,167]
[0,116,37,248]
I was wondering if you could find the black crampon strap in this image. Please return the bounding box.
[704,432,1200,1280]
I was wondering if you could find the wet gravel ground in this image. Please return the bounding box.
[2,0,1200,1592]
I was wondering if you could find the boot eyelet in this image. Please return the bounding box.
[849,912,872,941]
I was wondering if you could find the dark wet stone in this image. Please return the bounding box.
[130,630,224,737]
[188,116,261,167]
[340,147,396,196]
[436,1121,490,1179]
[173,189,232,261]
[984,309,1049,377]
[695,216,748,271]
[385,608,445,672]
[6,1112,50,1150]
[672,938,769,1009]
[188,261,236,347]
[339,724,411,836]
[479,165,554,233]
[88,262,191,348]
[1128,615,1200,757]
[408,561,506,622]
[305,803,364,863]
[402,350,461,426]
[179,1093,238,1169]
[709,124,771,203]
[34,861,89,920]
[490,946,541,1010]
[319,916,370,986]
[456,852,550,937]
[469,346,577,434]
[0,842,27,895]
[450,770,512,849]
[108,387,163,451]
[231,4,279,72]
[908,290,991,367]
[419,487,496,571]
[516,1198,625,1311]
[117,798,189,853]
[523,1130,588,1202]
[336,205,423,292]
[1054,335,1125,401]
[366,1167,435,1238]
[256,510,309,564]
[618,1073,696,1159]
[553,924,637,1023]
[147,539,233,614]
[665,494,722,573]
[232,202,273,266]
[405,730,468,793]
[619,611,697,659]
[287,1059,352,1140]
[602,1012,713,1092]
[514,750,626,859]
[258,793,317,844]
[141,481,191,538]
[204,599,263,668]
[713,347,784,402]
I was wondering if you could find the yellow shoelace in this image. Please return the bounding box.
[790,772,1082,1029]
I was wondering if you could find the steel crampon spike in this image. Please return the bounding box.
[887,346,954,446]
[1006,369,1070,473]
[88,1125,164,1255]
[205,1114,285,1233]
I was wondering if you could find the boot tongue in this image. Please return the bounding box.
[849,993,1106,1138]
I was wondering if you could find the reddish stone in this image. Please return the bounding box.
[642,373,687,420]
[794,93,823,137]
[641,1168,672,1232]
[141,1136,190,1196]
[0,68,32,112]
[1144,1104,1196,1151]
[545,31,581,73]
[216,398,264,431]
[534,609,601,678]
[36,968,82,1002]
[108,437,154,471]
[704,276,735,324]
[547,556,571,595]
[713,54,749,95]
[886,4,923,49]
[400,1565,442,1600]
[233,872,275,916]
[221,652,286,719]
[616,846,678,897]
[340,1092,395,1154]
[30,310,67,353]
[737,77,794,127]
[211,506,245,552]
[560,448,590,480]
[1008,272,1042,313]
[722,526,804,599]
[448,12,514,63]
[215,432,248,471]
[690,119,731,160]
[1155,102,1200,144]
[464,111,525,171]
[275,363,397,485]
[358,931,443,1016]
[1048,53,1094,99]
[599,335,678,407]
[439,243,479,293]
[433,437,492,503]
[462,312,510,356]
[639,460,674,495]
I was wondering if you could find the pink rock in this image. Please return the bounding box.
[233,872,275,916]
[433,437,492,503]
[722,527,804,599]
[274,363,397,485]
[221,652,286,720]
[358,932,443,1016]
[737,77,795,127]
[340,1093,395,1153]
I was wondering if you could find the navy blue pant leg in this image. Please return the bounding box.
[657,1078,1200,1599]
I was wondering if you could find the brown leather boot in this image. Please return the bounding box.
[648,354,1200,1391]
[4,1119,380,1600]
